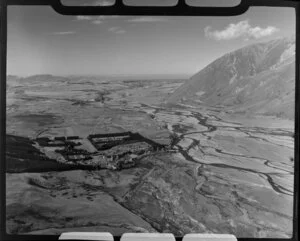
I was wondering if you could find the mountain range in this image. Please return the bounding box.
[167,36,295,119]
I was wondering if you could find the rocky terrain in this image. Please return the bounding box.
[6,37,295,238]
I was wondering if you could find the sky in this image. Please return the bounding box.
[7,0,295,78]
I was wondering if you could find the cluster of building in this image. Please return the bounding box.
[34,132,167,170]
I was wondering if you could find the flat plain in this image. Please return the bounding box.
[6,75,294,237]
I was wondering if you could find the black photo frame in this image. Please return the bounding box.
[0,0,299,240]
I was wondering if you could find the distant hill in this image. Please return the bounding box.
[167,37,295,119]
[20,74,70,83]
[6,74,71,87]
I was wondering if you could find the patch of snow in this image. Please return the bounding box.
[229,56,238,84]
[234,87,244,94]
[167,123,173,132]
[177,103,197,109]
[229,75,237,85]
[250,62,256,76]
[271,43,295,70]
[195,91,205,97]
[259,81,266,87]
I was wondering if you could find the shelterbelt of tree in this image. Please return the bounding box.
[6,132,169,173]
[6,135,78,173]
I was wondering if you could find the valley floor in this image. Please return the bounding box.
[6,78,294,237]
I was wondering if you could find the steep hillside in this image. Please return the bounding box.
[167,37,295,119]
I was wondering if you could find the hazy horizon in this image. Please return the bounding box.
[7,73,191,80]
